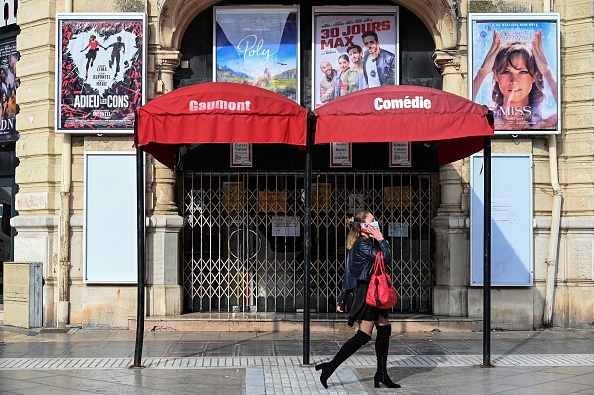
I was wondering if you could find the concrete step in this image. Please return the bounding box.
[129,313,482,333]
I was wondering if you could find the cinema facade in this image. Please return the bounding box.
[10,0,593,330]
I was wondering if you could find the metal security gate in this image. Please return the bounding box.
[181,171,438,313]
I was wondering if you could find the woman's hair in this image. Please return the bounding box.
[346,210,371,250]
[338,54,350,64]
[89,35,96,41]
[491,42,545,120]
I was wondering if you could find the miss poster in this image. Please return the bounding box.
[56,13,145,133]
[468,14,560,134]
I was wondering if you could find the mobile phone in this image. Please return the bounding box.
[361,224,376,234]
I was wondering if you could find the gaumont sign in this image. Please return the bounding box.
[136,82,308,168]
[374,96,432,110]
[189,99,252,112]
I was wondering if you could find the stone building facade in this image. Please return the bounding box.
[10,0,594,329]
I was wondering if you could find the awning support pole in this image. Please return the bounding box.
[482,135,492,368]
[303,112,313,365]
[133,116,146,368]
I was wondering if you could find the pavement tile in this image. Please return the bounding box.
[0,326,593,394]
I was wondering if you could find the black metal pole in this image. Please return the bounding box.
[302,112,313,365]
[133,116,146,368]
[482,136,492,367]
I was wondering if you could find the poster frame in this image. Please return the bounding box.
[467,13,561,135]
[55,12,146,134]
[470,153,534,286]
[213,5,300,103]
[0,35,20,143]
[83,151,140,283]
[311,6,399,110]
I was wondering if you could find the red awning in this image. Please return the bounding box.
[135,82,308,168]
[313,85,494,165]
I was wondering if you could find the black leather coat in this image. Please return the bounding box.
[337,238,392,309]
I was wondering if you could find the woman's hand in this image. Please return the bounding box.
[531,30,550,72]
[368,225,384,241]
[532,29,558,103]
[532,30,557,103]
[473,30,501,100]
[336,305,344,313]
[481,30,501,71]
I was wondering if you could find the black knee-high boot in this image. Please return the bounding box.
[374,324,400,388]
[315,330,371,388]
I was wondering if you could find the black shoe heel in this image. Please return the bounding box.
[316,363,330,389]
[374,373,401,388]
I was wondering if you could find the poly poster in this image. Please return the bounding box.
[215,7,299,102]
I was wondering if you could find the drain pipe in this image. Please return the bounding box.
[543,135,563,327]
[57,0,74,328]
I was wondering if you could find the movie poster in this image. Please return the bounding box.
[0,38,19,143]
[56,13,145,133]
[468,14,560,134]
[313,7,399,109]
[215,7,299,102]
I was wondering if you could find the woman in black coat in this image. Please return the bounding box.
[316,210,400,389]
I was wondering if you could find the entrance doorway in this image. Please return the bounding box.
[181,170,438,314]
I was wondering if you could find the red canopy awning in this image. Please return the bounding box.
[313,85,494,165]
[135,82,308,168]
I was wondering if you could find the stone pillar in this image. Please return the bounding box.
[144,49,185,316]
[430,54,470,317]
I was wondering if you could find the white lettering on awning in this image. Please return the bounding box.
[189,99,252,112]
[374,96,432,111]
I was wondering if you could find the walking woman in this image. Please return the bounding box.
[80,35,105,80]
[316,210,400,389]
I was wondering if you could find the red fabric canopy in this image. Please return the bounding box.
[135,82,308,168]
[313,85,494,165]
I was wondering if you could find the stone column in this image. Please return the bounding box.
[144,49,184,316]
[430,54,470,317]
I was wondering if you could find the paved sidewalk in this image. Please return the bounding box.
[0,326,593,394]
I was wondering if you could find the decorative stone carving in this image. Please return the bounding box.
[153,49,183,71]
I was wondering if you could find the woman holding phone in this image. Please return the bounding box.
[316,210,400,389]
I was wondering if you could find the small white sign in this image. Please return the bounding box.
[271,215,301,237]
[390,142,411,167]
[330,142,352,167]
[492,199,515,221]
[231,143,252,167]
[388,222,409,238]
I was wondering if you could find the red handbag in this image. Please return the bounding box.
[366,251,398,309]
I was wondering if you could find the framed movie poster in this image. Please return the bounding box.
[56,13,146,133]
[312,6,399,109]
[214,6,299,102]
[0,37,20,143]
[468,13,560,135]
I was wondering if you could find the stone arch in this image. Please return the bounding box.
[396,0,459,50]
[156,0,458,51]
[158,0,217,49]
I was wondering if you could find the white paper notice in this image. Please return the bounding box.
[271,215,301,237]
[492,199,515,221]
[330,142,352,167]
[231,143,252,167]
